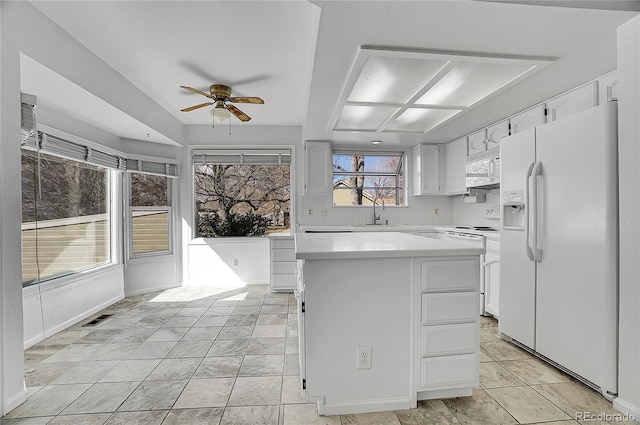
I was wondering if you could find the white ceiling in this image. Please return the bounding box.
[27,0,639,148]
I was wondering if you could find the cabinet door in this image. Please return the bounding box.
[597,71,617,104]
[467,129,487,156]
[484,251,500,318]
[486,119,509,151]
[510,104,547,134]
[412,144,440,195]
[445,137,467,195]
[304,141,332,195]
[546,82,597,122]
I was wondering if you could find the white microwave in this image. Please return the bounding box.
[466,152,500,189]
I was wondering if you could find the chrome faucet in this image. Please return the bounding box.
[372,196,385,225]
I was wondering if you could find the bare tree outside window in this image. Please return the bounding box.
[194,163,290,237]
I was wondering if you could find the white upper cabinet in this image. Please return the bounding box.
[412,144,440,196]
[445,137,467,195]
[304,141,332,196]
[546,82,597,122]
[467,129,487,156]
[597,71,617,104]
[510,104,547,134]
[486,119,510,151]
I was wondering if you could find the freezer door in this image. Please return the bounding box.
[498,229,536,349]
[500,129,536,194]
[534,102,618,394]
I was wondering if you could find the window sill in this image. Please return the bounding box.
[128,252,174,262]
[22,262,123,291]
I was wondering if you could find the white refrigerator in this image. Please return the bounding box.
[499,102,618,397]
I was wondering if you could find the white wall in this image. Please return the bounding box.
[188,238,270,286]
[0,2,184,413]
[614,16,640,419]
[23,267,125,348]
[1,2,29,414]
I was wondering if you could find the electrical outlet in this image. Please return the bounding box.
[357,346,372,369]
[307,209,313,216]
[434,208,439,215]
[320,208,328,216]
[233,258,239,267]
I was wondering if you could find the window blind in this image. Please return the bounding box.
[192,149,291,165]
[21,95,37,148]
[19,98,178,176]
[126,159,178,178]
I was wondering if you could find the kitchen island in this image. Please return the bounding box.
[295,232,484,416]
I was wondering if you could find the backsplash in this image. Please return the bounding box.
[298,194,454,227]
[452,189,501,227]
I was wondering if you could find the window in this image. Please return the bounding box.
[129,173,171,256]
[21,150,111,285]
[193,149,291,237]
[332,151,404,206]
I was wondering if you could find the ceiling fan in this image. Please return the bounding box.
[180,84,264,125]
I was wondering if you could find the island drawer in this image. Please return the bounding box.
[420,323,479,357]
[421,292,479,324]
[420,259,478,292]
[420,353,479,389]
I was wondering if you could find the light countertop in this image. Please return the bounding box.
[295,231,484,260]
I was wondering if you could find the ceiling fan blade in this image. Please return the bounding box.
[180,102,214,112]
[229,96,264,104]
[180,85,214,98]
[227,105,251,122]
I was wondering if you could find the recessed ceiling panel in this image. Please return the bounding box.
[335,105,399,131]
[416,61,534,107]
[383,108,461,133]
[331,47,552,135]
[348,56,448,104]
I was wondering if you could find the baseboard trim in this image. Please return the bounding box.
[4,386,27,415]
[613,397,640,422]
[319,397,411,416]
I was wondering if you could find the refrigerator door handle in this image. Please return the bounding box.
[524,162,535,262]
[530,161,543,262]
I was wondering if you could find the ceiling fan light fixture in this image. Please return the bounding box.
[211,105,230,124]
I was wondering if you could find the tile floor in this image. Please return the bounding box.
[2,285,633,425]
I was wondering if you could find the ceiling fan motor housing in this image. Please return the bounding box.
[210,84,232,98]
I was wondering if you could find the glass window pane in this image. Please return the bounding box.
[132,210,169,254]
[332,152,403,206]
[131,174,167,206]
[21,150,110,285]
[194,162,290,237]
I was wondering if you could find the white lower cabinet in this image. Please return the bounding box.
[270,235,296,292]
[416,257,480,394]
[484,236,500,318]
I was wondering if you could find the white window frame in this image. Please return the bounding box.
[126,172,174,259]
[331,150,406,207]
[190,146,295,239]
